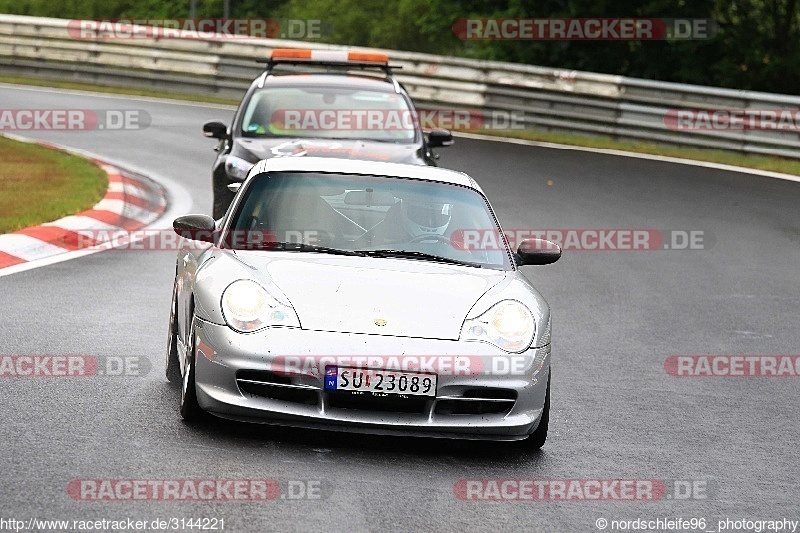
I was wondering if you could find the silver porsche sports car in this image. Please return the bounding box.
[166,157,560,447]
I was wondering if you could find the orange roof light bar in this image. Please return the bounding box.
[346,51,389,64]
[270,49,388,65]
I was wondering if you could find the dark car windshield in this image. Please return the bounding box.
[239,86,416,143]
[224,172,512,270]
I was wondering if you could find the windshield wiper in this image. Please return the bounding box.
[358,249,482,268]
[240,241,367,256]
[313,137,404,143]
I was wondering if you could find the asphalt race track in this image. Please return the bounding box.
[2,84,799,532]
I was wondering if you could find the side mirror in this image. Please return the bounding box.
[516,239,561,265]
[173,215,217,243]
[426,129,454,148]
[203,121,228,139]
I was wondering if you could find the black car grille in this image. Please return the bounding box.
[434,388,516,415]
[236,370,319,406]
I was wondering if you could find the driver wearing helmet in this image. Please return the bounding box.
[401,198,453,239]
[372,196,454,246]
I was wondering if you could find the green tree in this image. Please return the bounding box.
[3,0,800,94]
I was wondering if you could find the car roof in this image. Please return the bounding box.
[252,157,481,191]
[261,73,398,91]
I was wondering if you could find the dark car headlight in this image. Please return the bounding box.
[224,156,254,181]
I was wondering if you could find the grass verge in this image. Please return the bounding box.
[0,136,108,234]
[0,75,239,106]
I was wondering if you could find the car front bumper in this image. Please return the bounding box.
[193,319,550,441]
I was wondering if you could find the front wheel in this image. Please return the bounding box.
[180,311,205,421]
[521,372,550,450]
[165,280,181,384]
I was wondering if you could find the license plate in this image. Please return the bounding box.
[324,366,437,397]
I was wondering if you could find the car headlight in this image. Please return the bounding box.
[224,155,254,181]
[460,300,535,353]
[221,280,300,333]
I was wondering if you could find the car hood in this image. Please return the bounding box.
[233,137,426,165]
[234,252,507,340]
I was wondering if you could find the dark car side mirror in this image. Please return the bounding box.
[203,121,228,139]
[427,129,454,148]
[173,215,217,243]
[516,238,561,265]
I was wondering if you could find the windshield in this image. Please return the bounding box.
[224,172,512,270]
[239,86,416,143]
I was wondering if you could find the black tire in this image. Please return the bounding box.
[180,310,205,422]
[522,371,550,450]
[165,280,181,384]
[212,174,235,220]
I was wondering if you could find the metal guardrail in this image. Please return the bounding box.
[3,14,800,158]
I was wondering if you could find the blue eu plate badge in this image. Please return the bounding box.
[324,366,338,390]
